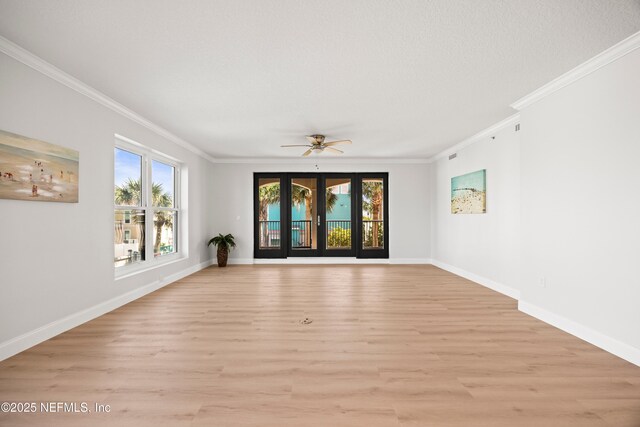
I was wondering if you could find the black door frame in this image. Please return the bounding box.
[254,172,388,259]
[355,173,389,259]
[253,174,287,259]
[321,173,357,257]
[287,173,323,257]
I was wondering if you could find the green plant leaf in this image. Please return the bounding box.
[208,233,236,251]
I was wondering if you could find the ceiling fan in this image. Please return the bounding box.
[281,134,352,156]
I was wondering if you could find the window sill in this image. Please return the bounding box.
[114,253,185,281]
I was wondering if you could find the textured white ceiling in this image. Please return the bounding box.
[1,0,639,159]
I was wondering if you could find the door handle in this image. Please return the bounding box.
[318,215,321,226]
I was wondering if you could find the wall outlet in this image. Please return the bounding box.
[538,277,547,288]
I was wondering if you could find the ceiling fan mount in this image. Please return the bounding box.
[307,134,325,145]
[281,134,352,156]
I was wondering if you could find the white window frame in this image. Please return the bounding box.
[114,135,182,277]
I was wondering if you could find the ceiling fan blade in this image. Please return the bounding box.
[324,147,343,154]
[306,136,319,144]
[323,139,352,147]
[302,148,314,157]
[281,144,311,147]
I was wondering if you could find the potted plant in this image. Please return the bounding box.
[208,233,236,267]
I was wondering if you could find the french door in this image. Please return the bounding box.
[355,173,389,259]
[254,172,388,259]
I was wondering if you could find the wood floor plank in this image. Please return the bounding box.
[0,265,639,426]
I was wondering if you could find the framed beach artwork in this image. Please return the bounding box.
[0,129,79,203]
[451,169,486,214]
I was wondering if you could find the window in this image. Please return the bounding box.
[114,140,180,270]
[151,160,177,257]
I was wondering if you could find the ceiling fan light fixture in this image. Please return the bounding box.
[282,134,352,156]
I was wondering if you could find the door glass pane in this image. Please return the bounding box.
[362,178,384,249]
[152,160,175,207]
[326,178,351,250]
[114,209,145,267]
[114,148,142,206]
[258,178,281,249]
[291,177,317,250]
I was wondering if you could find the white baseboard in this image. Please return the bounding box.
[518,300,640,367]
[429,260,640,366]
[229,257,432,265]
[227,258,256,265]
[390,258,432,265]
[252,257,390,264]
[0,259,214,362]
[7,256,637,370]
[430,259,520,300]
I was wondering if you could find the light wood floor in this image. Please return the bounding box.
[1,265,639,426]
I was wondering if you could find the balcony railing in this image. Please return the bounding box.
[362,220,384,249]
[291,220,312,248]
[258,219,383,250]
[259,220,313,249]
[258,220,280,248]
[326,220,351,249]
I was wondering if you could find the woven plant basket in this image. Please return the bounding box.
[217,247,229,267]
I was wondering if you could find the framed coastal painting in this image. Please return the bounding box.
[451,169,486,214]
[0,129,79,203]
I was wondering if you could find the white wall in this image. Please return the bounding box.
[432,125,521,298]
[0,53,215,358]
[519,47,640,352]
[3,29,638,367]
[430,45,640,364]
[210,162,431,263]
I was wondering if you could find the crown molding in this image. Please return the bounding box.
[0,35,216,163]
[211,156,432,164]
[428,113,520,162]
[511,30,640,111]
[428,31,640,162]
